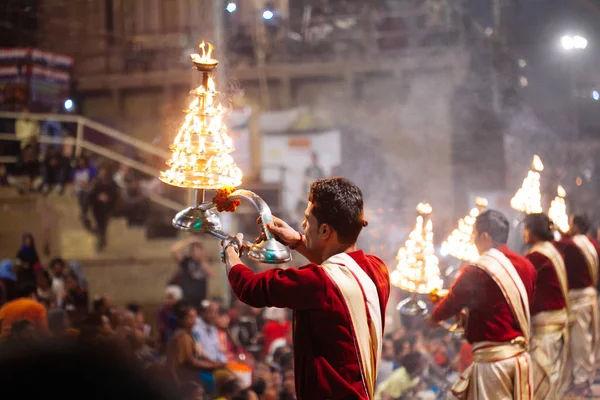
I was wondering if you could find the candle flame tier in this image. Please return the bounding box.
[160,42,242,190]
[391,203,443,294]
[511,155,543,214]
[441,197,487,262]
[549,185,569,234]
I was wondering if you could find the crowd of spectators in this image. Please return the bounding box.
[0,226,470,399]
[0,110,154,251]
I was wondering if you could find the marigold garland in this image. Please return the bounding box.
[212,186,240,212]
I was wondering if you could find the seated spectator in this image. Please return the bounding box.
[157,285,183,353]
[214,370,242,400]
[377,338,395,385]
[61,271,89,328]
[193,300,228,364]
[179,380,206,400]
[167,302,225,387]
[16,232,39,266]
[47,308,72,337]
[0,283,48,339]
[41,145,68,195]
[0,260,17,307]
[0,319,35,354]
[261,307,291,359]
[48,257,67,303]
[15,143,40,193]
[35,268,56,308]
[374,352,425,400]
[126,303,151,338]
[0,164,9,186]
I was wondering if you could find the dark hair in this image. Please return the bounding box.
[523,213,554,242]
[218,378,241,396]
[393,333,416,356]
[571,214,591,234]
[174,301,194,325]
[400,351,423,375]
[49,257,66,270]
[11,319,33,335]
[474,210,510,245]
[250,378,267,396]
[92,297,108,313]
[15,283,37,299]
[47,309,68,335]
[37,268,51,284]
[126,303,142,314]
[308,177,367,244]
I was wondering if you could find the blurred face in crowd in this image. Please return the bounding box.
[165,292,178,307]
[36,271,51,290]
[50,259,66,277]
[382,339,394,361]
[184,308,198,331]
[202,302,219,326]
[65,274,78,292]
[191,243,205,261]
[217,312,230,330]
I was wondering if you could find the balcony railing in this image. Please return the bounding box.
[72,8,466,77]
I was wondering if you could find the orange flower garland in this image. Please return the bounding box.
[212,186,241,212]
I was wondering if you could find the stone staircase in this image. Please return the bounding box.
[0,187,228,306]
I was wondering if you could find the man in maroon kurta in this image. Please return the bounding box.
[222,178,390,400]
[523,213,569,399]
[430,210,537,399]
[554,214,600,394]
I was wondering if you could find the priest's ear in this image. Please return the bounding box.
[318,223,333,240]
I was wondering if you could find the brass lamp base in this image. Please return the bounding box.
[396,295,428,316]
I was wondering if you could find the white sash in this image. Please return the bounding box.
[530,241,570,310]
[572,235,599,287]
[321,252,383,399]
[475,248,531,342]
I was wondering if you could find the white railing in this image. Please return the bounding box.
[0,111,182,212]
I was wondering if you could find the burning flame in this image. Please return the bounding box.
[475,197,488,208]
[549,185,569,234]
[191,41,217,64]
[532,154,544,172]
[160,42,242,189]
[390,203,443,294]
[441,197,487,262]
[511,155,543,214]
[417,202,433,215]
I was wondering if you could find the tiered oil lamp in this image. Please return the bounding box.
[549,185,569,235]
[159,42,291,264]
[391,203,444,316]
[441,197,488,264]
[511,155,544,214]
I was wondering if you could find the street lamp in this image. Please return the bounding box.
[560,34,588,139]
[561,34,588,50]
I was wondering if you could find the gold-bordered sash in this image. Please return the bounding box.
[530,241,569,311]
[451,248,533,399]
[572,235,599,287]
[321,252,383,399]
[451,340,531,400]
[530,309,569,399]
[475,248,531,342]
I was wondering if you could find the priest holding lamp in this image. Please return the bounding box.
[429,210,537,400]
[222,177,390,400]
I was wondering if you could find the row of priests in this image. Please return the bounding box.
[430,210,600,399]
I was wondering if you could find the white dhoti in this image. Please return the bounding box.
[451,339,532,400]
[567,287,599,388]
[530,309,568,400]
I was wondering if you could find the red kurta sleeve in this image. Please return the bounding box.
[228,263,331,310]
[431,266,480,322]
